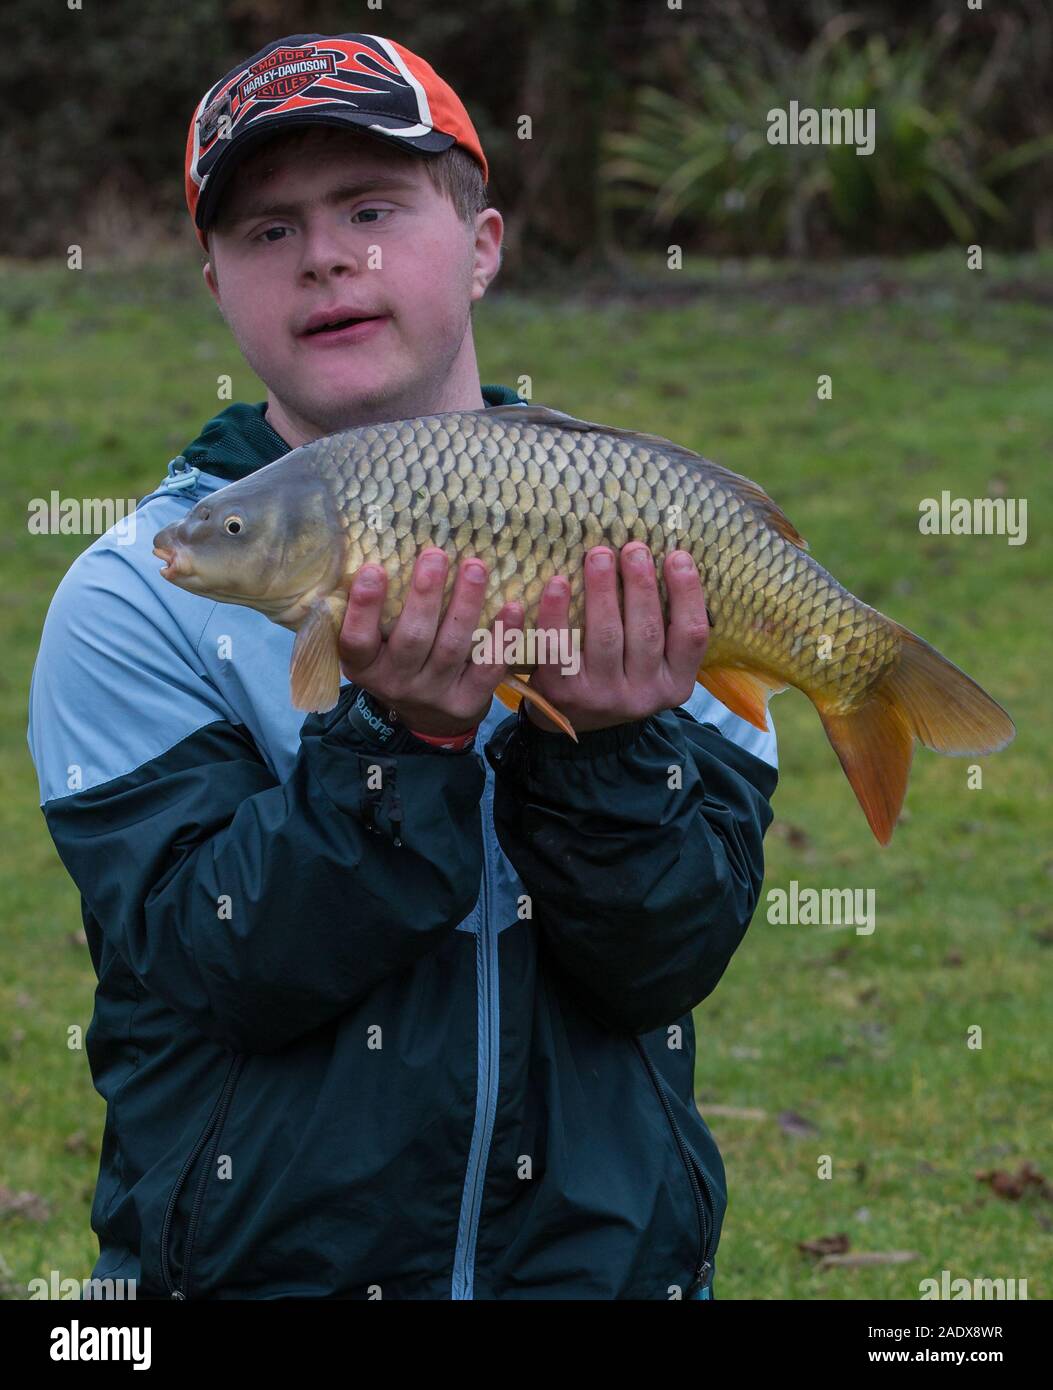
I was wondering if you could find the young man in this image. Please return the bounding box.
[27,32,778,1300]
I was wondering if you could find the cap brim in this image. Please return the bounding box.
[195,111,456,233]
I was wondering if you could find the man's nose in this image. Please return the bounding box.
[298,219,361,279]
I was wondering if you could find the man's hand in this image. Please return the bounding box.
[524,543,709,735]
[339,548,524,737]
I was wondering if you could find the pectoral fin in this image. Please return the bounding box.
[290,601,343,712]
[697,665,787,732]
[495,673,578,741]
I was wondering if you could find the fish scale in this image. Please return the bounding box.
[152,403,1014,843]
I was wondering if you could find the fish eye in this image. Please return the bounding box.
[224,515,244,536]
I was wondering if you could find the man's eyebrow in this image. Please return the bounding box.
[231,177,420,225]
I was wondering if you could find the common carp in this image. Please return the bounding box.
[152,405,1014,843]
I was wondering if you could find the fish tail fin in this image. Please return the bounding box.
[816,625,1015,845]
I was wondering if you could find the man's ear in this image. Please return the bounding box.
[470,207,503,303]
[203,260,220,302]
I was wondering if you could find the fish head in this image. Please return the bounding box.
[152,463,347,623]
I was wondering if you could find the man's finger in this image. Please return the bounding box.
[620,543,665,683]
[533,575,572,668]
[385,548,449,677]
[458,600,525,701]
[582,546,623,681]
[339,565,387,675]
[662,550,709,682]
[428,556,490,678]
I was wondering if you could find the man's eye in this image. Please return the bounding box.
[257,226,291,243]
[351,207,391,224]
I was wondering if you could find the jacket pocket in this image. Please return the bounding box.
[632,1038,714,1297]
[160,1054,246,1300]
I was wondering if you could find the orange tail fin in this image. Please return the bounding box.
[816,625,1015,845]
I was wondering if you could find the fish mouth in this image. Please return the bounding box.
[152,542,191,582]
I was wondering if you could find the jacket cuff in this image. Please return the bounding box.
[486,701,655,778]
[305,684,479,757]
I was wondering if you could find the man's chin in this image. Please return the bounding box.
[273,382,416,440]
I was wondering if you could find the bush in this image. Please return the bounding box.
[601,18,1053,256]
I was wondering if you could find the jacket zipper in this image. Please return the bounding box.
[633,1038,713,1297]
[161,1054,245,1300]
[451,781,500,1300]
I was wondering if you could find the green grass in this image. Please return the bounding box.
[1,251,1049,1299]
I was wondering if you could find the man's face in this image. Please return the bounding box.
[203,128,502,441]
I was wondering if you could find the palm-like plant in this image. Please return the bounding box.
[601,18,1053,255]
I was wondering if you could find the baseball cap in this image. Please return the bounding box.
[185,33,489,249]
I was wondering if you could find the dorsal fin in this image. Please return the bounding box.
[482,404,808,551]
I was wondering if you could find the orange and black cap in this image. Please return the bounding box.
[185,33,489,249]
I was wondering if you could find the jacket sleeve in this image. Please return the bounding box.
[485,704,778,1035]
[29,551,485,1055]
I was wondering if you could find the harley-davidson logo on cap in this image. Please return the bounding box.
[238,46,339,103]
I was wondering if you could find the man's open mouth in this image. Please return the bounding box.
[300,316,384,337]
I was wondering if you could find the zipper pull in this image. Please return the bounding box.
[170,1290,185,1300]
[160,457,201,494]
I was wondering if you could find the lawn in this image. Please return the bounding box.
[0,249,1049,1299]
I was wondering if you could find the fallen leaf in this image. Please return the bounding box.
[0,1186,49,1222]
[976,1162,1053,1201]
[779,1110,820,1138]
[799,1233,850,1258]
[770,821,811,851]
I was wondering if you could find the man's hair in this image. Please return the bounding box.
[421,145,491,225]
[206,124,489,269]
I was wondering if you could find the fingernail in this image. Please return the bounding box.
[671,552,694,571]
[548,576,569,597]
[590,550,612,571]
[357,566,383,590]
[628,546,650,570]
[422,553,447,575]
[465,560,486,581]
